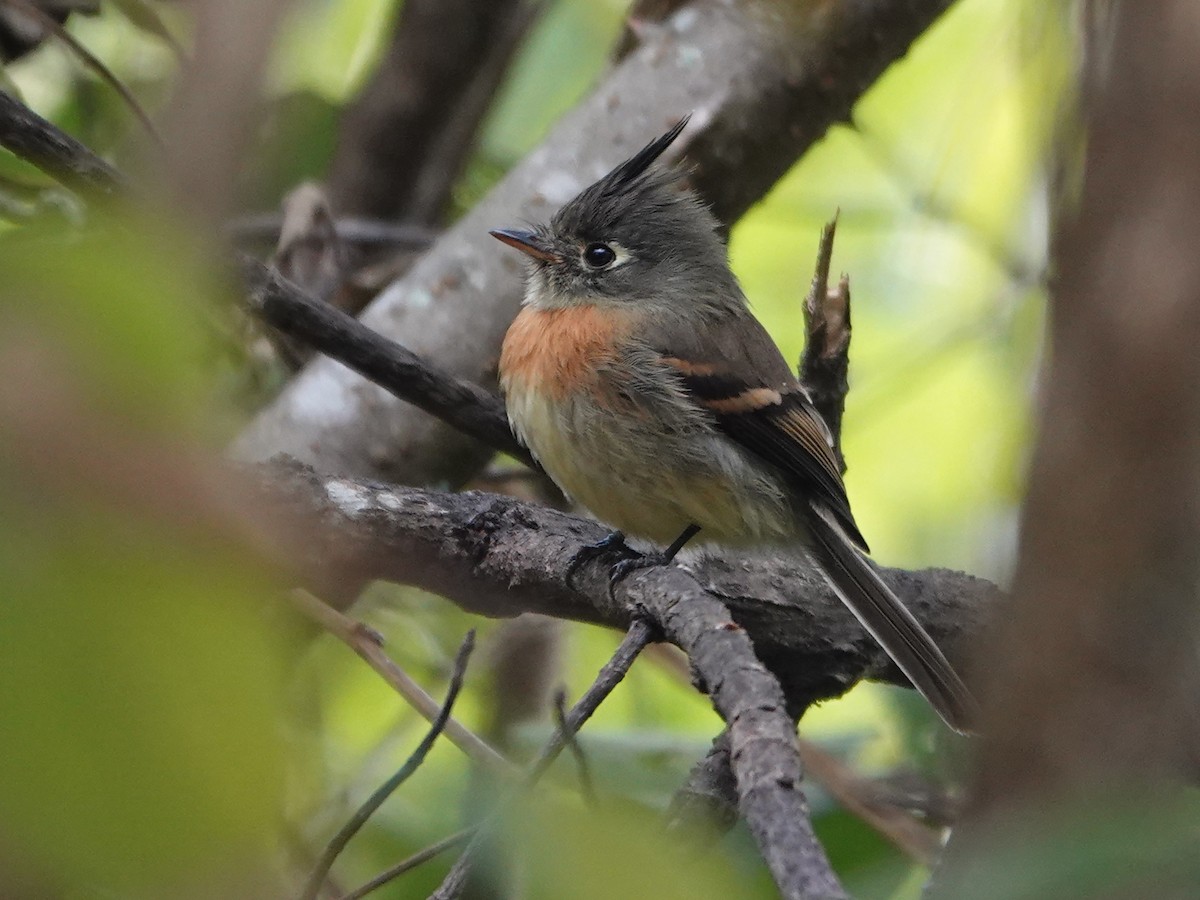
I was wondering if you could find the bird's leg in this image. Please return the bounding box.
[566,530,639,588]
[607,523,701,596]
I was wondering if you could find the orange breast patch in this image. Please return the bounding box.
[500,305,637,399]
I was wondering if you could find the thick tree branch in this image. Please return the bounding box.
[260,462,997,711]
[260,462,991,896]
[646,579,847,898]
[235,0,959,487]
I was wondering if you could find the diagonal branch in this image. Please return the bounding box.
[645,575,847,898]
[289,590,512,776]
[240,257,534,468]
[0,88,124,196]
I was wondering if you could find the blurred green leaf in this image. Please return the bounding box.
[0,210,292,895]
[269,0,397,101]
[0,213,224,428]
[0,497,288,893]
[480,0,625,163]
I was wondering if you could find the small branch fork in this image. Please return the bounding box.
[553,688,596,806]
[339,828,473,900]
[429,620,657,900]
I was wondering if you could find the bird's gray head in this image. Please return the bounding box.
[491,118,743,315]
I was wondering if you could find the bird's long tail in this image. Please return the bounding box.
[803,502,980,734]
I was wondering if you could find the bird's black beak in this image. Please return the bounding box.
[489,228,561,263]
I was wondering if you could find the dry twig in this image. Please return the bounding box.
[288,591,512,776]
[338,828,475,900]
[800,214,852,465]
[300,631,477,900]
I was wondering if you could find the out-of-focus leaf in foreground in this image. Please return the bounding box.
[0,212,290,897]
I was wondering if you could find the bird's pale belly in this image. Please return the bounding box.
[505,379,795,546]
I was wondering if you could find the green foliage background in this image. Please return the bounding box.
[0,0,1070,896]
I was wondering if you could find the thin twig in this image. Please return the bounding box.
[553,688,595,806]
[338,827,475,900]
[300,631,477,900]
[0,0,162,144]
[288,591,513,777]
[281,826,346,899]
[429,619,655,900]
[800,213,851,467]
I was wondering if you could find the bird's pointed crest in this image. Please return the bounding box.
[600,116,696,195]
[548,115,711,251]
[596,115,690,198]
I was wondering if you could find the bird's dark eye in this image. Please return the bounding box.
[583,242,616,268]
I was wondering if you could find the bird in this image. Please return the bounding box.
[490,118,978,733]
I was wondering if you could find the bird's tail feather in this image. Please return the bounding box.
[803,502,980,734]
